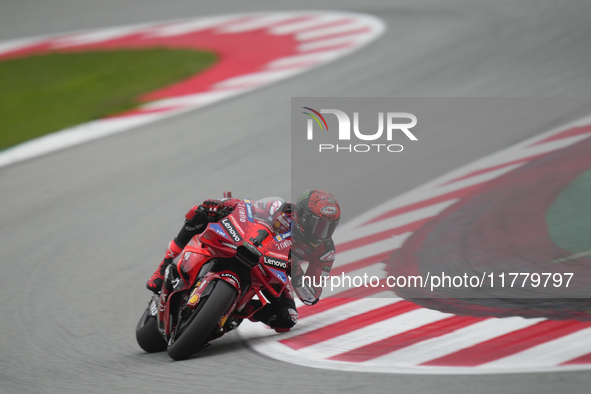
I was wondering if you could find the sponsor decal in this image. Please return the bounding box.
[274,231,292,242]
[257,263,268,277]
[277,239,292,251]
[323,265,332,271]
[237,203,247,223]
[269,268,288,283]
[220,316,228,327]
[243,241,262,257]
[183,252,192,261]
[277,214,291,229]
[220,272,240,287]
[266,251,288,260]
[244,200,254,222]
[221,219,242,242]
[270,200,283,215]
[319,251,335,262]
[185,222,205,231]
[229,214,245,236]
[221,241,237,250]
[210,223,230,239]
[296,283,316,302]
[187,288,201,307]
[320,206,338,215]
[297,190,311,203]
[264,256,288,269]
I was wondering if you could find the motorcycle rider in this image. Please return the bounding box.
[146,190,341,332]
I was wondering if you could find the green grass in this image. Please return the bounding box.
[0,49,217,150]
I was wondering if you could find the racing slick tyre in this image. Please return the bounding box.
[136,306,167,353]
[167,280,237,361]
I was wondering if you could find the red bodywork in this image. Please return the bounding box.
[156,199,292,339]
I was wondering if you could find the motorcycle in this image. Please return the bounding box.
[135,195,293,360]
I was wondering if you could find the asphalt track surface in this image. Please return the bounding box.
[2,1,591,393]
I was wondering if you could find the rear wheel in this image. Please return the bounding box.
[136,303,167,353]
[167,280,237,360]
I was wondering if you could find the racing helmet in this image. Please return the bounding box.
[293,190,340,246]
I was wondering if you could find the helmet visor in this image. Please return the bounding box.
[308,215,339,240]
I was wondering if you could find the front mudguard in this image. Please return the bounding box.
[185,270,242,310]
[183,270,242,338]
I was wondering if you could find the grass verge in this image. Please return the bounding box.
[0,48,217,150]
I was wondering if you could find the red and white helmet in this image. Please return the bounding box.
[293,190,340,246]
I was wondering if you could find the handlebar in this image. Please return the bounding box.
[197,205,233,221]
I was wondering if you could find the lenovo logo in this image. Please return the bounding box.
[221,219,241,242]
[264,256,287,269]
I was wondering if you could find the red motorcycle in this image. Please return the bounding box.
[136,196,293,360]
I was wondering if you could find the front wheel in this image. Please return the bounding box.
[136,301,167,353]
[167,280,237,360]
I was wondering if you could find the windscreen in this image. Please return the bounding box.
[252,197,290,236]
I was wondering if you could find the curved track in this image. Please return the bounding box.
[2,1,591,393]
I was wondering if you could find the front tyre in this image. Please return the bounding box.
[136,303,167,353]
[167,280,237,360]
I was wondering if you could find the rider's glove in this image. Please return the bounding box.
[291,259,321,306]
[295,284,320,306]
[199,199,224,221]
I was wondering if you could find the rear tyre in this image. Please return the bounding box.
[167,280,237,361]
[136,306,167,353]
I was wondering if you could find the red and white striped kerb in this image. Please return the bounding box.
[240,114,591,375]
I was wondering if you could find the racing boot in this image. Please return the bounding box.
[146,241,183,293]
